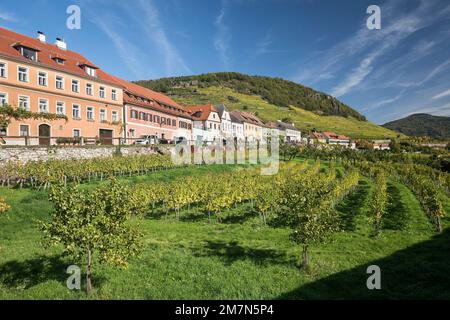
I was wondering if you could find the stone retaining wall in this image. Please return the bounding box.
[0,146,170,163]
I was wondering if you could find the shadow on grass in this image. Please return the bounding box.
[277,228,450,299]
[336,179,370,232]
[0,255,105,290]
[193,240,291,266]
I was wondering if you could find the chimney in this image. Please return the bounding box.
[55,37,67,50]
[37,31,46,43]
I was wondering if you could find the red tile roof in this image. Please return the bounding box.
[0,27,190,119]
[322,132,350,140]
[187,104,219,121]
[231,110,265,127]
[0,27,118,86]
[105,74,191,119]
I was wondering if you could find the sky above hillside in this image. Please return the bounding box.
[0,0,449,124]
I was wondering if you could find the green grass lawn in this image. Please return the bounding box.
[0,164,449,299]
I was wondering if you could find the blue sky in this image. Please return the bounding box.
[0,0,449,124]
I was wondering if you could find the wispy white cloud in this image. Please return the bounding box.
[408,103,450,116]
[134,0,192,76]
[255,33,272,56]
[95,16,149,80]
[294,0,448,98]
[0,11,17,22]
[214,0,232,69]
[432,88,450,100]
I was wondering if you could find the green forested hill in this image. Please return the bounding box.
[136,72,365,120]
[383,114,450,139]
[135,72,399,139]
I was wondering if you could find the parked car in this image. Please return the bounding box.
[159,138,170,145]
[135,135,158,145]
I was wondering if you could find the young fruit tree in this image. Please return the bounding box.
[368,170,389,237]
[279,170,341,270]
[0,197,10,214]
[40,179,144,294]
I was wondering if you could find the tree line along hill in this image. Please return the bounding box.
[383,113,450,140]
[134,72,400,139]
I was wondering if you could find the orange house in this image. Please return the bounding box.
[107,75,192,143]
[0,28,124,145]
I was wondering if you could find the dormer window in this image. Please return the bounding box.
[85,66,96,77]
[55,58,65,65]
[14,41,41,61]
[20,47,38,61]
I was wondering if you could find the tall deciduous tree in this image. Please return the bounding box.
[40,179,143,294]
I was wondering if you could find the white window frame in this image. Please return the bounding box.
[100,109,107,122]
[73,129,81,138]
[99,86,105,99]
[72,104,81,119]
[85,66,96,77]
[86,106,94,120]
[38,98,49,113]
[19,124,30,137]
[111,110,118,122]
[17,66,29,83]
[72,79,79,93]
[37,71,48,87]
[18,95,30,111]
[112,89,117,101]
[86,83,93,96]
[0,92,8,106]
[56,101,65,115]
[55,75,64,90]
[0,61,7,78]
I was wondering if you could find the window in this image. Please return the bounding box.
[20,47,38,61]
[130,110,138,119]
[73,129,81,138]
[0,62,7,78]
[72,104,80,119]
[38,72,47,86]
[72,80,79,93]
[56,76,64,89]
[148,114,153,122]
[154,115,160,123]
[112,89,117,101]
[56,102,65,115]
[55,58,65,65]
[86,83,93,96]
[0,92,7,106]
[87,107,94,120]
[100,109,107,122]
[139,112,145,120]
[18,96,29,111]
[85,66,96,77]
[112,111,118,122]
[161,117,166,125]
[129,129,135,137]
[39,98,48,113]
[99,87,105,98]
[18,67,28,82]
[172,119,176,126]
[0,126,6,136]
[19,125,29,137]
